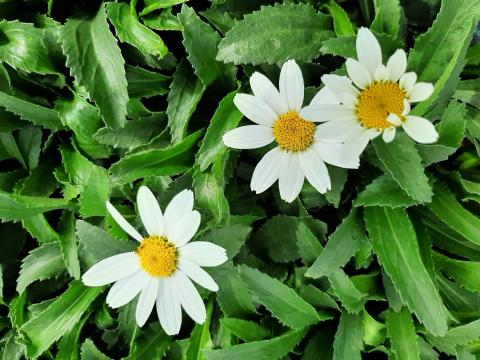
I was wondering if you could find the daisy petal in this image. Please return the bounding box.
[356,27,382,77]
[106,270,148,308]
[300,104,355,122]
[309,86,340,105]
[180,242,227,267]
[279,60,304,111]
[314,118,362,142]
[175,271,206,324]
[106,202,143,242]
[314,142,359,169]
[387,113,402,126]
[137,186,164,237]
[299,149,330,193]
[251,147,283,194]
[375,65,388,82]
[399,72,417,92]
[233,93,277,126]
[402,116,439,144]
[346,58,372,89]
[402,100,411,115]
[223,125,274,150]
[320,74,358,102]
[135,277,159,327]
[168,210,201,247]
[250,72,288,115]
[408,82,434,102]
[164,189,194,235]
[156,277,182,335]
[342,128,379,164]
[178,258,218,291]
[278,152,304,203]
[82,252,139,286]
[382,127,396,143]
[386,49,407,82]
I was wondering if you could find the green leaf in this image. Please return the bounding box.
[325,1,355,36]
[0,190,69,221]
[125,65,170,98]
[80,339,111,360]
[364,206,448,336]
[217,3,333,65]
[196,91,242,171]
[0,20,57,74]
[17,126,42,170]
[166,60,206,143]
[55,94,109,159]
[196,223,251,259]
[333,311,363,360]
[110,129,203,185]
[428,319,480,355]
[0,132,26,168]
[387,308,421,360]
[373,133,432,202]
[220,318,269,342]
[19,281,103,358]
[371,0,402,39]
[203,328,307,360]
[328,269,366,313]
[408,0,480,83]
[178,5,236,87]
[124,323,171,360]
[186,299,213,360]
[17,242,65,294]
[107,3,167,59]
[296,221,323,266]
[355,173,421,208]
[433,252,480,292]
[60,145,110,217]
[62,4,128,128]
[57,312,90,360]
[0,90,63,130]
[427,181,480,247]
[59,212,81,280]
[306,209,367,278]
[140,0,188,17]
[238,265,321,329]
[193,171,229,224]
[76,220,137,268]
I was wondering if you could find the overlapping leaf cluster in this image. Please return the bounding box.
[0,0,480,359]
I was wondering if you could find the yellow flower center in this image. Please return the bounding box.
[137,236,177,277]
[273,111,315,152]
[356,82,405,129]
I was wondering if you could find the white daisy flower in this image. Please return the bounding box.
[222,59,358,203]
[82,186,227,335]
[301,27,439,163]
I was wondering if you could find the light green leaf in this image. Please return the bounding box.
[427,181,480,247]
[196,91,242,171]
[371,0,402,39]
[166,59,205,143]
[355,173,421,208]
[193,171,229,224]
[60,145,110,217]
[364,206,448,336]
[203,328,307,360]
[62,4,128,128]
[0,90,63,130]
[433,252,480,292]
[387,308,421,360]
[333,311,363,360]
[217,3,333,65]
[107,2,167,58]
[373,133,432,202]
[59,211,81,280]
[179,5,236,87]
[428,319,480,355]
[19,281,103,358]
[328,269,366,313]
[57,312,90,360]
[123,323,170,360]
[306,209,367,278]
[220,318,269,342]
[140,0,188,17]
[0,20,57,74]
[325,1,355,36]
[17,242,65,294]
[16,126,42,170]
[238,265,321,328]
[80,339,111,360]
[296,221,323,266]
[186,299,213,360]
[110,129,203,185]
[125,65,170,98]
[0,190,69,221]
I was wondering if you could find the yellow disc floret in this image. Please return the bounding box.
[137,236,177,277]
[273,111,315,152]
[356,82,405,129]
